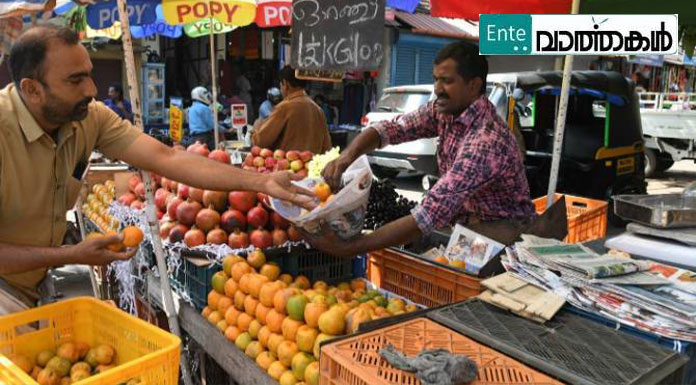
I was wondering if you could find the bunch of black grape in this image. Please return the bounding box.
[364,180,417,230]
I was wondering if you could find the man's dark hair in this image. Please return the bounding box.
[280,65,306,89]
[9,25,80,89]
[434,41,488,94]
[110,84,123,99]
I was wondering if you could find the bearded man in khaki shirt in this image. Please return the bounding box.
[0,26,314,312]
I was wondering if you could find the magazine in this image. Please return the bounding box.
[444,225,504,274]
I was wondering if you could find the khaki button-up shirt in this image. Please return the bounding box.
[252,90,331,154]
[0,84,141,304]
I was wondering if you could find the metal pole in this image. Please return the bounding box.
[546,0,581,209]
[115,2,194,385]
[210,27,220,149]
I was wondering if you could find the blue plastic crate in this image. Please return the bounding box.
[565,305,696,385]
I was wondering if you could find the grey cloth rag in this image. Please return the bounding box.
[379,344,478,385]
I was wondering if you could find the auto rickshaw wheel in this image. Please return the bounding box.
[656,158,675,173]
[644,149,658,178]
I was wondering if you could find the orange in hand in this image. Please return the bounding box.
[122,226,144,247]
[103,230,124,252]
[314,182,332,202]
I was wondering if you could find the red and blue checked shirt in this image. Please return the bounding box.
[373,95,535,234]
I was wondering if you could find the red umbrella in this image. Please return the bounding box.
[430,0,572,20]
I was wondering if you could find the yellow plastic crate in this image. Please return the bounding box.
[0,297,180,385]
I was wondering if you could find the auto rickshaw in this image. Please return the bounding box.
[498,71,648,214]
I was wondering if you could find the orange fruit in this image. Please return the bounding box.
[207,311,222,325]
[248,319,263,339]
[258,326,272,347]
[238,274,252,294]
[217,296,233,315]
[266,309,285,333]
[259,263,281,282]
[104,230,124,252]
[216,320,228,332]
[248,274,270,299]
[268,333,285,355]
[234,290,246,311]
[260,281,284,308]
[255,303,271,325]
[277,341,299,367]
[211,271,228,294]
[304,302,329,329]
[294,276,310,290]
[121,226,144,247]
[434,256,450,265]
[313,182,331,202]
[267,361,287,381]
[231,262,253,282]
[224,279,238,298]
[237,313,254,332]
[247,249,267,269]
[207,290,222,310]
[282,317,303,342]
[225,326,241,342]
[274,288,301,314]
[256,351,275,371]
[279,274,293,285]
[244,295,260,316]
[225,306,242,326]
[222,254,245,276]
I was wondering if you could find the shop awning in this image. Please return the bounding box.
[394,10,476,40]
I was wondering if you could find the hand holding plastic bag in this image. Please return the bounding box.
[271,155,373,240]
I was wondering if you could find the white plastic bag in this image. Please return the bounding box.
[271,155,372,240]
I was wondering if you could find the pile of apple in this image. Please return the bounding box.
[242,146,313,178]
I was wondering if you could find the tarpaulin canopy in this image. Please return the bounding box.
[430,0,572,20]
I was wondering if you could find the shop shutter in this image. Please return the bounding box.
[393,45,417,86]
[417,47,439,84]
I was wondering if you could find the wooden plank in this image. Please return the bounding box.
[178,304,277,385]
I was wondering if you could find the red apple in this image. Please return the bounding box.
[290,159,304,172]
[273,149,285,160]
[253,156,265,168]
[300,151,313,163]
[286,151,300,161]
[265,157,277,169]
[251,146,262,156]
[243,153,254,167]
[276,159,290,170]
[260,148,273,158]
[296,169,308,179]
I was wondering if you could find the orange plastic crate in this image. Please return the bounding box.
[320,317,563,385]
[367,249,483,308]
[0,297,180,385]
[533,194,608,243]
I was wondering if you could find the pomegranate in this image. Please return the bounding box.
[177,184,190,200]
[170,180,179,192]
[202,190,227,212]
[130,200,144,210]
[208,149,230,164]
[220,209,247,233]
[154,188,170,211]
[160,221,176,238]
[272,228,288,246]
[188,187,204,203]
[156,209,164,220]
[167,196,184,220]
[247,205,269,228]
[206,227,228,245]
[184,228,206,247]
[251,146,262,157]
[169,224,189,243]
[195,206,221,232]
[228,230,250,249]
[271,212,290,230]
[176,200,202,226]
[287,226,302,242]
[134,182,146,199]
[257,193,269,207]
[250,228,272,249]
[228,191,256,212]
[150,172,162,186]
[128,175,141,193]
[117,193,137,206]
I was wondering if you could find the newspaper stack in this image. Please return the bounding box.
[503,235,696,342]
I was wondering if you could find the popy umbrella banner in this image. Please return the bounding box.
[255,0,291,27]
[131,4,182,38]
[86,0,158,29]
[162,0,255,26]
[183,17,236,37]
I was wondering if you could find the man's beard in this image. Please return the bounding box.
[41,90,92,126]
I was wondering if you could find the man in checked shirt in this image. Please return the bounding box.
[304,41,536,257]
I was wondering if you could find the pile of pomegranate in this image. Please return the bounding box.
[116,142,307,250]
